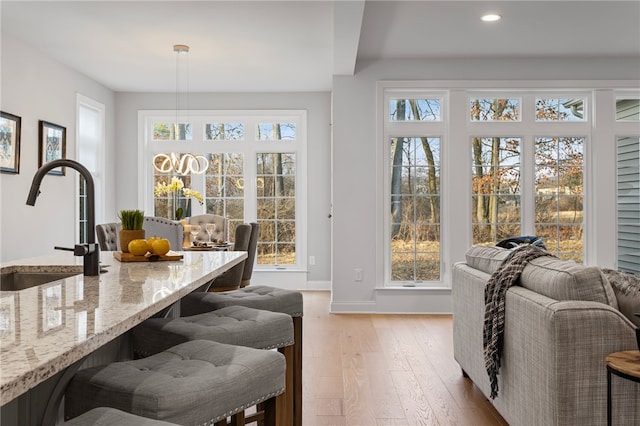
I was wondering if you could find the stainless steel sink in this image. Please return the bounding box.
[0,266,83,291]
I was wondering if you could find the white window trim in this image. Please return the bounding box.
[377,80,640,290]
[381,90,448,288]
[76,94,106,243]
[138,109,307,272]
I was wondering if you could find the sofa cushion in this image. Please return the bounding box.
[465,246,511,275]
[464,245,618,308]
[518,257,618,308]
[602,269,640,327]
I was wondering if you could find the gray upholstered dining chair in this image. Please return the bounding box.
[206,223,252,292]
[187,214,227,242]
[96,222,119,251]
[240,222,259,287]
[143,216,183,252]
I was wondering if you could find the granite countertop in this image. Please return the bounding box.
[0,250,246,405]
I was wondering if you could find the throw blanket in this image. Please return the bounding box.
[483,245,554,399]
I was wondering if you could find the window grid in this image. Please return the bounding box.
[145,111,305,270]
[389,137,441,282]
[534,136,584,261]
[471,137,522,245]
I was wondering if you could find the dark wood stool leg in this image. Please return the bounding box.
[293,316,303,426]
[277,344,294,426]
[230,410,245,426]
[263,396,277,426]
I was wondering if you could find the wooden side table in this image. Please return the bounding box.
[606,350,640,426]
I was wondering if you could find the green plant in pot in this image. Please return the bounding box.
[118,209,145,253]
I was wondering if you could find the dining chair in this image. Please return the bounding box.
[240,222,259,287]
[143,217,183,252]
[205,223,252,292]
[95,223,119,251]
[187,214,226,242]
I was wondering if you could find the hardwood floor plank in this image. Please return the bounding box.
[302,291,507,426]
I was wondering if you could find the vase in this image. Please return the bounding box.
[119,229,145,253]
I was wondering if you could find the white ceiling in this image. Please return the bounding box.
[2,1,639,93]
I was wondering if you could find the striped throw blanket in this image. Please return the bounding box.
[483,245,554,399]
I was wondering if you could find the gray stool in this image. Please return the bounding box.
[132,305,294,425]
[65,340,285,426]
[181,286,303,426]
[63,407,179,425]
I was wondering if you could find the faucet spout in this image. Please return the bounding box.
[26,159,99,276]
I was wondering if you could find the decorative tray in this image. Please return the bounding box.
[113,251,184,262]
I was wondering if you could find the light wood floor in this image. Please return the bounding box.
[301,291,508,426]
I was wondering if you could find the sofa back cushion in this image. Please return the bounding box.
[465,246,511,274]
[465,246,618,308]
[519,257,617,308]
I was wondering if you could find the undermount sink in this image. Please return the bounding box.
[0,266,83,291]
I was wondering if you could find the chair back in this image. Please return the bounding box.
[187,214,227,242]
[143,217,183,251]
[96,223,119,251]
[208,223,251,292]
[241,222,259,287]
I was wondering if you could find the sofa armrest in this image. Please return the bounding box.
[499,287,638,426]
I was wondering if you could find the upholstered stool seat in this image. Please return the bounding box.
[132,305,293,357]
[65,340,285,426]
[181,285,303,318]
[63,407,179,426]
[180,286,304,426]
[132,305,294,425]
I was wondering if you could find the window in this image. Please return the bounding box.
[380,83,637,289]
[534,137,584,261]
[384,93,444,286]
[257,152,297,265]
[535,98,585,121]
[469,94,588,262]
[390,137,441,281]
[471,137,521,244]
[76,95,105,244]
[142,110,306,270]
[470,98,520,121]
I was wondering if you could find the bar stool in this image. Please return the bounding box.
[65,340,285,426]
[63,407,179,426]
[131,305,294,426]
[181,286,304,426]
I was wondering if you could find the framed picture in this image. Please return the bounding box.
[0,111,22,174]
[39,120,66,176]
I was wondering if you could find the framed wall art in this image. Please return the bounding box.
[0,111,22,174]
[39,120,66,176]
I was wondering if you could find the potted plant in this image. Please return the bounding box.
[118,209,145,253]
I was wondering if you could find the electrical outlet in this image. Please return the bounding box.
[309,256,315,265]
[354,268,363,281]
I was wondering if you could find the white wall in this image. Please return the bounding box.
[331,57,640,313]
[114,92,332,284]
[0,34,116,262]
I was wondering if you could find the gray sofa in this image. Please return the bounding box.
[452,246,639,426]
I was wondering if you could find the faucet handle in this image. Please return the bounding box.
[54,246,75,252]
[54,244,96,256]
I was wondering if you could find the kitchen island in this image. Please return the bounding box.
[0,250,246,423]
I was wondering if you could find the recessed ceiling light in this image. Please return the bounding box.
[481,13,502,22]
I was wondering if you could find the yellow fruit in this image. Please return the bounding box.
[150,238,171,256]
[128,239,150,256]
[147,237,161,248]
